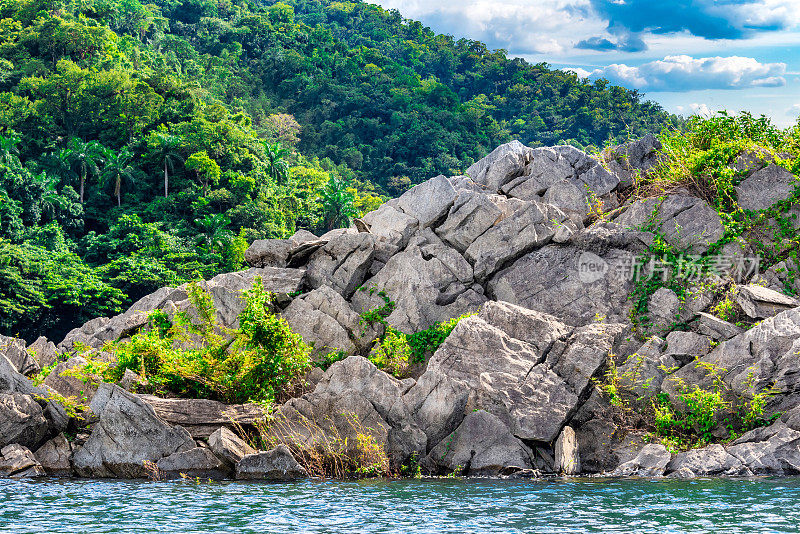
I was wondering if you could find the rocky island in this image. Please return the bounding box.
[3,130,800,482]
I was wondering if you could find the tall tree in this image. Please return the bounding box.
[146,129,183,198]
[319,177,358,232]
[264,141,290,185]
[0,132,20,166]
[185,151,221,197]
[62,138,105,203]
[100,148,136,207]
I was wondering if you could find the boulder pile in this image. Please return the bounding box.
[3,134,800,480]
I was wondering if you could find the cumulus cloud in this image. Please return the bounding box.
[575,55,787,91]
[677,103,714,117]
[374,0,600,54]
[373,0,800,58]
[576,34,647,52]
[588,0,800,41]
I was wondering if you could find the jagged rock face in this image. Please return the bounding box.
[615,194,724,254]
[663,307,800,414]
[72,384,196,478]
[489,222,648,325]
[402,302,627,450]
[422,410,534,476]
[16,137,800,480]
[736,164,798,211]
[282,285,377,359]
[0,393,50,450]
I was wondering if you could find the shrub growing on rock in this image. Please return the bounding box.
[105,277,311,404]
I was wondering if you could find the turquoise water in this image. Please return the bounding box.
[1,477,798,533]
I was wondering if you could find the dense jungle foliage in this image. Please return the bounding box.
[0,0,676,342]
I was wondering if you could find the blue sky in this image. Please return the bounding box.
[371,0,800,127]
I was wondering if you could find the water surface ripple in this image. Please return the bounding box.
[1,477,797,533]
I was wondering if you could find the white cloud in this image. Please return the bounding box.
[789,104,800,117]
[576,55,787,91]
[374,0,604,55]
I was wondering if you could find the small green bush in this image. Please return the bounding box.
[105,277,311,404]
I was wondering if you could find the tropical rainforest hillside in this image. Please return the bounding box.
[0,0,675,342]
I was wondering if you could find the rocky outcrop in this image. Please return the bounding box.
[5,136,799,481]
[72,384,196,478]
[0,393,50,450]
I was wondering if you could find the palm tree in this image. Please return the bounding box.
[319,177,359,232]
[148,131,182,198]
[62,138,105,203]
[264,141,289,184]
[0,132,20,166]
[194,213,232,255]
[100,148,136,207]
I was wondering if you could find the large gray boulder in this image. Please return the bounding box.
[351,242,485,334]
[0,392,50,449]
[34,433,73,477]
[282,285,376,359]
[489,222,648,326]
[736,284,799,319]
[404,302,625,447]
[0,444,45,477]
[208,427,256,466]
[501,145,620,222]
[464,199,576,279]
[467,140,533,192]
[435,191,504,252]
[235,445,307,481]
[666,444,749,478]
[157,447,229,480]
[305,233,376,299]
[615,194,724,253]
[72,384,195,478]
[360,204,419,248]
[726,422,800,475]
[264,357,424,469]
[736,164,798,211]
[0,335,39,376]
[244,239,293,268]
[609,444,671,477]
[396,174,457,228]
[603,134,662,188]
[423,410,533,476]
[28,337,60,369]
